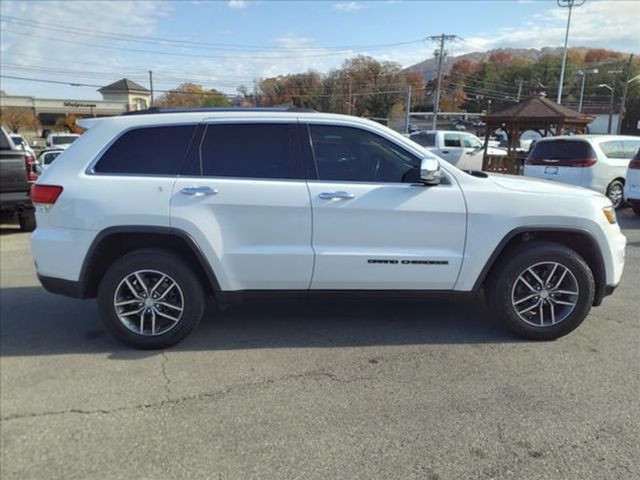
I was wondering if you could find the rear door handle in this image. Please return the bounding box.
[319,191,355,200]
[180,186,218,196]
[441,150,450,154]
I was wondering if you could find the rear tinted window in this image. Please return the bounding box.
[410,132,435,147]
[95,125,196,175]
[199,123,301,179]
[529,140,595,161]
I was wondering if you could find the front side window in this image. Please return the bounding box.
[599,140,626,159]
[94,125,196,175]
[199,123,301,179]
[462,134,482,149]
[309,125,420,183]
[444,133,462,147]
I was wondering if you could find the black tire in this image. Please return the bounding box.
[18,210,36,232]
[97,249,205,349]
[606,179,625,209]
[486,241,595,340]
[633,206,640,216]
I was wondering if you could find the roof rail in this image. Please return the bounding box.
[122,106,317,116]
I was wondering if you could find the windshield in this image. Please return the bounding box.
[10,136,25,147]
[52,136,78,145]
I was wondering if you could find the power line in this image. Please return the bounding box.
[0,14,426,53]
[0,74,425,99]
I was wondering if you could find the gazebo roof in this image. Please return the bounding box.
[98,78,150,94]
[486,95,593,125]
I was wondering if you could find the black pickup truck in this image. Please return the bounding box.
[0,126,37,231]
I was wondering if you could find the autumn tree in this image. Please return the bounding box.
[0,107,40,133]
[584,49,621,64]
[156,83,230,108]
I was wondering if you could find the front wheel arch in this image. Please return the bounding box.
[474,228,606,306]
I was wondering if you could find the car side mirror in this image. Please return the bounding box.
[420,157,442,185]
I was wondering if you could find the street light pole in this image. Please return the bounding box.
[575,68,598,112]
[556,0,585,104]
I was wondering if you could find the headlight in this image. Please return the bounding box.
[603,206,617,224]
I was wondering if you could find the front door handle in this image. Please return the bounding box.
[319,191,355,200]
[180,186,218,196]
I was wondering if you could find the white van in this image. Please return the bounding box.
[523,135,640,208]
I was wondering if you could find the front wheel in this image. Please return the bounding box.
[97,249,205,349]
[486,241,595,340]
[606,180,625,209]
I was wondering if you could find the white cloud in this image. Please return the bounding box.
[334,2,366,12]
[462,1,640,54]
[228,0,248,8]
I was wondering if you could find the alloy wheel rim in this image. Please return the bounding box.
[113,269,184,336]
[608,184,623,208]
[511,261,579,327]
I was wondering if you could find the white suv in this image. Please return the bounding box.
[30,108,626,349]
[523,135,640,208]
[623,147,640,215]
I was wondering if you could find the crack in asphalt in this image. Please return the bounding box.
[160,352,172,399]
[0,368,373,422]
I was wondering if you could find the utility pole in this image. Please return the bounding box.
[556,0,586,104]
[348,74,352,116]
[148,70,154,107]
[617,54,634,134]
[405,85,412,133]
[599,71,622,134]
[428,34,458,130]
[516,79,524,102]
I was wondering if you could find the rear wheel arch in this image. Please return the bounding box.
[80,226,220,299]
[475,227,606,306]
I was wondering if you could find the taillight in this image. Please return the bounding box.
[25,154,38,181]
[629,155,640,170]
[524,157,597,167]
[31,185,63,204]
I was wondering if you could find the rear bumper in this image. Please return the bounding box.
[0,191,32,211]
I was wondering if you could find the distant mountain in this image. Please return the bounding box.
[404,47,594,81]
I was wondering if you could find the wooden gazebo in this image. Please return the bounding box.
[482,91,594,174]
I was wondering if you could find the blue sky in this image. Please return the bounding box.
[1,0,639,100]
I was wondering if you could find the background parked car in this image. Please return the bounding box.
[410,129,506,171]
[0,126,37,231]
[623,148,640,215]
[9,133,36,157]
[523,135,640,208]
[37,148,65,171]
[45,133,80,149]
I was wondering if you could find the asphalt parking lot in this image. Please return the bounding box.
[1,212,639,480]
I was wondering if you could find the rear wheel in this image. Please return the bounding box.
[486,241,595,340]
[18,210,36,232]
[606,180,625,209]
[97,249,205,349]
